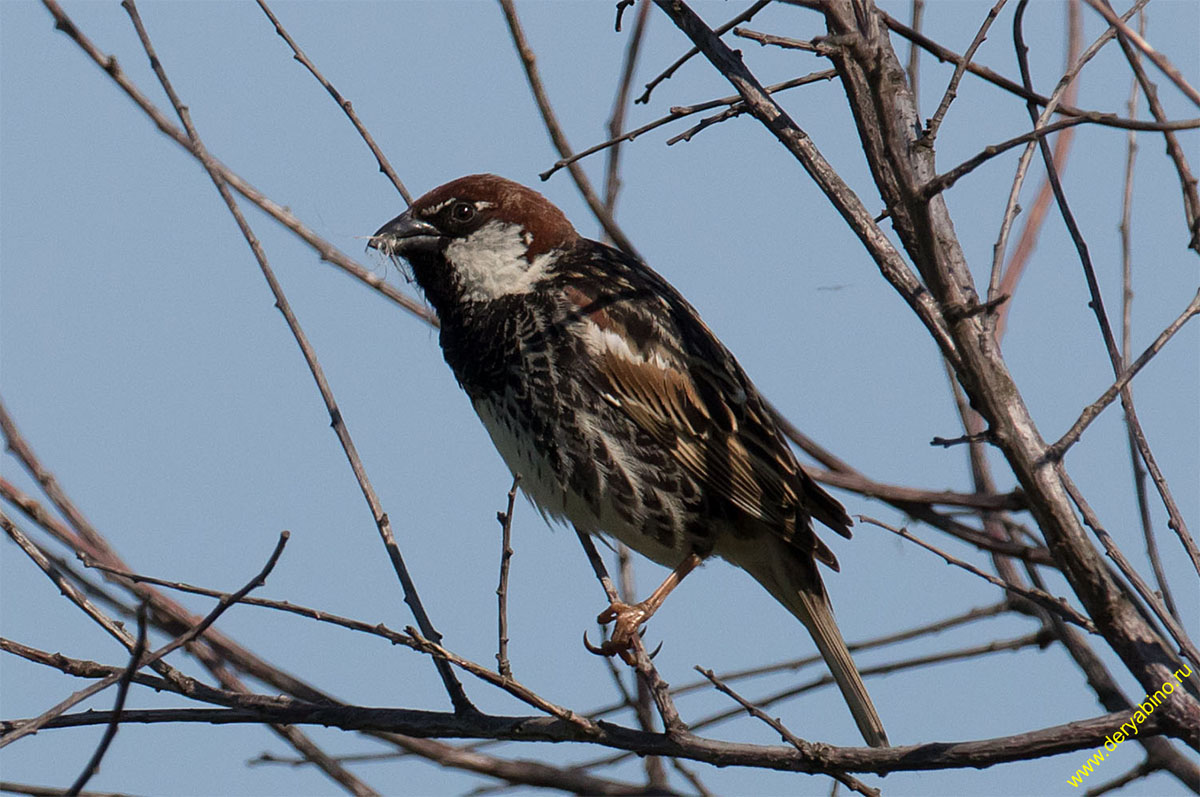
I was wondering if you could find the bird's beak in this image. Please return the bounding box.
[369,209,441,257]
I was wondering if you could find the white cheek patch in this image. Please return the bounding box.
[446,222,553,303]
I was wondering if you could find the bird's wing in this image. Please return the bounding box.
[557,251,850,566]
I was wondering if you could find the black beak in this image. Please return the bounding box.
[368,209,441,256]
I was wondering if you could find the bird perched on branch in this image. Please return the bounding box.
[370,174,888,747]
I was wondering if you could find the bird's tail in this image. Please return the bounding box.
[746,548,889,748]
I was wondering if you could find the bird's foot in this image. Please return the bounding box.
[584,600,650,665]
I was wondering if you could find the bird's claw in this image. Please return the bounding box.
[584,601,654,665]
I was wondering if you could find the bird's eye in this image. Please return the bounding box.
[450,202,476,224]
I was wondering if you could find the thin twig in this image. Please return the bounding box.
[1013,0,1194,563]
[66,601,149,797]
[496,0,639,258]
[1116,10,1181,622]
[1082,756,1156,796]
[665,105,742,144]
[1,783,138,797]
[77,560,414,644]
[809,468,1027,511]
[695,632,1047,730]
[119,0,473,718]
[1047,289,1200,469]
[542,70,837,181]
[603,0,651,219]
[668,759,714,797]
[930,432,994,449]
[923,0,1007,142]
[991,0,1088,320]
[857,515,1096,632]
[495,476,520,679]
[37,1,435,326]
[1082,0,1200,108]
[1104,3,1200,251]
[733,28,834,55]
[402,627,600,734]
[1055,470,1200,671]
[905,0,924,109]
[1,517,291,749]
[636,0,771,105]
[924,112,1199,201]
[254,0,411,203]
[696,668,880,797]
[874,6,1171,131]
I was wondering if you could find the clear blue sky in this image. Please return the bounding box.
[2,1,1197,794]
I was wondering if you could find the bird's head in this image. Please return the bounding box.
[369,174,579,313]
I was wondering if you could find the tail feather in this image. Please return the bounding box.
[748,549,889,747]
[788,582,889,747]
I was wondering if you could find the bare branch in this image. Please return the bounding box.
[636,0,771,105]
[1,515,290,748]
[1083,0,1200,108]
[651,0,962,371]
[926,112,1200,200]
[118,0,473,717]
[1013,0,1193,575]
[254,0,412,204]
[696,668,880,797]
[874,6,1168,129]
[1048,289,1200,470]
[1099,2,1200,250]
[542,70,837,181]
[1117,14,1183,623]
[495,476,520,679]
[858,515,1095,631]
[496,0,640,258]
[1056,469,1200,672]
[37,0,435,326]
[1,782,138,797]
[905,0,924,108]
[924,1,1010,142]
[11,703,1171,775]
[603,0,652,218]
[66,602,148,796]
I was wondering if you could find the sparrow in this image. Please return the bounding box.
[369,174,888,747]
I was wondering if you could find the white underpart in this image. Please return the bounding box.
[445,221,553,303]
[473,391,686,568]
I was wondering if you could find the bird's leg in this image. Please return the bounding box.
[589,552,702,664]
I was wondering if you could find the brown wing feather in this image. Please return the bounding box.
[596,347,773,522]
[567,276,846,568]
